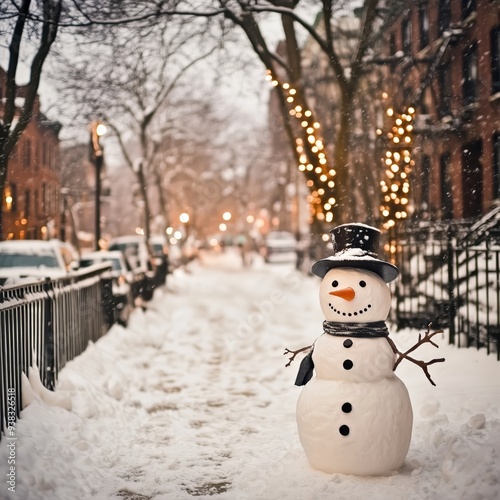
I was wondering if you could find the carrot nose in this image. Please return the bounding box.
[329,287,355,301]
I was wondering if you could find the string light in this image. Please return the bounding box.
[265,69,335,224]
[379,102,415,230]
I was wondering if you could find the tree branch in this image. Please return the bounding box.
[350,0,381,82]
[283,344,313,367]
[389,324,445,386]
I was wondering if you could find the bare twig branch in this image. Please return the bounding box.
[283,345,313,367]
[390,323,445,386]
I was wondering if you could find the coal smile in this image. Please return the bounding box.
[328,303,372,317]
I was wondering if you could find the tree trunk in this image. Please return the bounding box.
[137,162,152,244]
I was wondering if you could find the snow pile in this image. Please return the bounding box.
[1,249,499,499]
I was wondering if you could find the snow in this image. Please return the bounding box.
[1,249,500,499]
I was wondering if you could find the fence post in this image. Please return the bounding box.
[43,280,55,391]
[446,225,456,345]
[101,277,115,327]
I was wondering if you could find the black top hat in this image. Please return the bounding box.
[311,223,399,283]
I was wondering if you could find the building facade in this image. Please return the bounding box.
[0,67,62,240]
[384,0,500,222]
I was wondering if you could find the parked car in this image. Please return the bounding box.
[149,235,169,284]
[108,236,152,274]
[108,235,156,301]
[0,239,80,286]
[79,250,135,325]
[263,231,298,263]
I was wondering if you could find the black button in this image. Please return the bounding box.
[343,359,353,370]
[342,402,352,413]
[343,339,353,348]
[339,425,350,436]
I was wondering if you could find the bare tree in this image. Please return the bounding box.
[0,0,194,239]
[0,0,62,239]
[54,15,220,242]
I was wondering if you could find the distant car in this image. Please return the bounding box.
[263,231,297,263]
[108,236,152,274]
[79,250,135,325]
[0,239,80,286]
[108,235,158,301]
[149,235,169,283]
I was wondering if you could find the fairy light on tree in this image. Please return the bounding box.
[379,105,415,231]
[265,70,336,225]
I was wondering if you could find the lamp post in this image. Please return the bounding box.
[89,122,106,250]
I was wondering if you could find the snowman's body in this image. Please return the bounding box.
[296,267,413,476]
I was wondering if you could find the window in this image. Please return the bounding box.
[494,133,500,199]
[34,189,39,216]
[402,17,412,54]
[438,0,451,37]
[461,0,476,20]
[438,61,452,118]
[42,182,46,213]
[440,153,453,219]
[421,155,431,210]
[463,43,478,105]
[24,189,30,217]
[34,141,39,169]
[461,140,483,218]
[492,27,500,95]
[418,6,429,50]
[23,139,31,168]
[42,141,47,166]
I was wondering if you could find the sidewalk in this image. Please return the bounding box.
[1,250,500,499]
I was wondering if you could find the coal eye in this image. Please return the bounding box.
[332,280,338,287]
[359,280,366,288]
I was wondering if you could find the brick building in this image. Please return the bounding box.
[0,67,62,240]
[384,0,500,221]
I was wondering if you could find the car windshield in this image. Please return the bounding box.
[0,251,59,268]
[109,243,139,256]
[81,257,122,271]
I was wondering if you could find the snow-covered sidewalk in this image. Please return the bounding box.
[2,249,500,499]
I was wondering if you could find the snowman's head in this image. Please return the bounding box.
[319,267,391,323]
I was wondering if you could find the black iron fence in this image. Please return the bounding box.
[385,221,500,360]
[0,264,113,439]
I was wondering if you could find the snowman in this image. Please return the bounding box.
[286,223,444,476]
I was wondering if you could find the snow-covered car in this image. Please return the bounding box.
[0,239,80,286]
[149,235,169,283]
[108,235,157,301]
[108,236,153,274]
[263,231,297,263]
[79,250,135,325]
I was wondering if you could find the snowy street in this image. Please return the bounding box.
[2,249,500,499]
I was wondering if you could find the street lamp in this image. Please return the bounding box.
[89,121,106,250]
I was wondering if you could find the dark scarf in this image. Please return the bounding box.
[323,320,389,338]
[294,321,389,387]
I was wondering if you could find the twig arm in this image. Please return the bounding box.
[283,345,313,367]
[389,323,446,385]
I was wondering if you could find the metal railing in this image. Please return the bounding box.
[385,222,500,360]
[0,265,113,438]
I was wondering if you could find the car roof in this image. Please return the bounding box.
[149,235,166,243]
[82,250,124,259]
[109,236,145,244]
[0,239,63,250]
